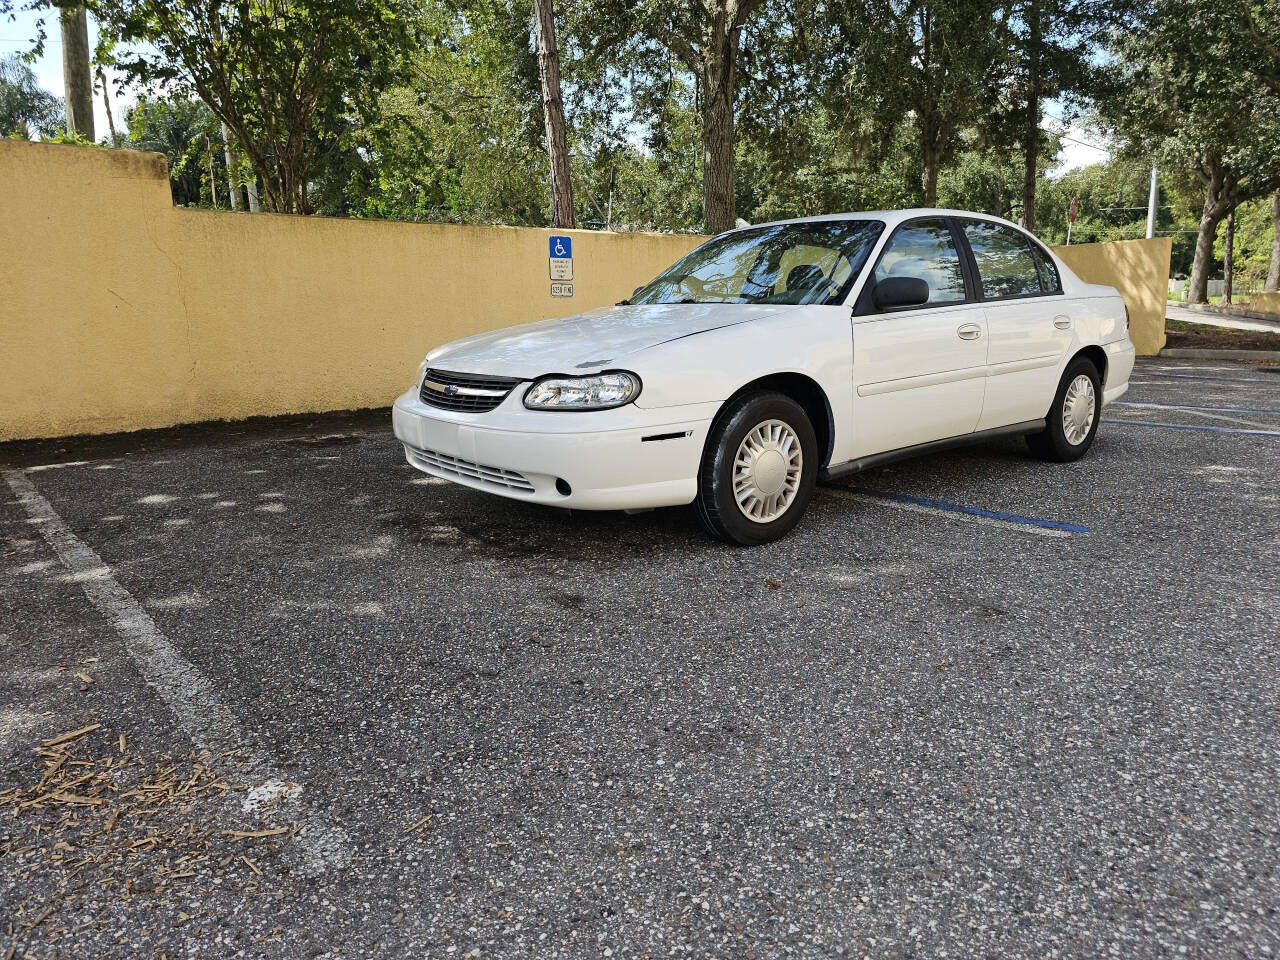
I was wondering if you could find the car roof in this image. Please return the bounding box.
[733,208,1032,236]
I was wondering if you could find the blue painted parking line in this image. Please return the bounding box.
[832,488,1089,537]
[1104,419,1280,437]
[1114,400,1280,415]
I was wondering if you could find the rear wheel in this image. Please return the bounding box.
[696,391,818,545]
[1026,357,1101,462]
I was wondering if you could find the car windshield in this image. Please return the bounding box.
[629,219,884,306]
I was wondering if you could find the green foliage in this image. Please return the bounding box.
[827,0,1010,203]
[0,53,64,137]
[324,0,548,223]
[1102,0,1280,204]
[92,0,417,214]
[1215,197,1276,292]
[125,95,224,207]
[1098,0,1280,298]
[0,0,1255,269]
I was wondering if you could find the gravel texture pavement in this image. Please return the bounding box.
[2,358,1278,959]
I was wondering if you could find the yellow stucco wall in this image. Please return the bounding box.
[2,141,1176,441]
[1248,291,1280,315]
[1051,237,1171,356]
[0,141,704,441]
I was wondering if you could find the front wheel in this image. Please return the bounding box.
[1026,357,1102,462]
[695,391,818,545]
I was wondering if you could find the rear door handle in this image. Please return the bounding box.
[1053,315,1072,329]
[957,323,982,340]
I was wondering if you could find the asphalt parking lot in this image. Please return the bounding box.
[2,357,1278,959]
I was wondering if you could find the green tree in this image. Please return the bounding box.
[92,0,415,214]
[0,53,65,137]
[569,0,772,233]
[1105,0,1280,302]
[984,0,1111,231]
[125,95,225,206]
[326,0,547,224]
[828,0,1008,206]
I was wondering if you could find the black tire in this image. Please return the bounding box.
[1026,357,1102,462]
[695,390,818,545]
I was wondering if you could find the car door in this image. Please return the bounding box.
[849,217,988,458]
[959,219,1074,431]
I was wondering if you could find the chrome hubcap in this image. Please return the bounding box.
[733,419,803,523]
[1062,374,1096,445]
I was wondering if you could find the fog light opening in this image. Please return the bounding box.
[555,478,572,497]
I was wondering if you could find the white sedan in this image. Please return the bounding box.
[393,209,1135,545]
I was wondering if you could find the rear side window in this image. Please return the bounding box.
[872,218,966,305]
[1028,243,1062,293]
[963,221,1045,299]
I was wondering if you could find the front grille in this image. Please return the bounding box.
[408,446,535,493]
[420,368,521,413]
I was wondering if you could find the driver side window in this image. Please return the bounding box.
[873,219,966,306]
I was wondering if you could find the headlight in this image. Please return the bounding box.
[523,371,641,411]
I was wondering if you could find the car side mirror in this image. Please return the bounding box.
[873,276,930,311]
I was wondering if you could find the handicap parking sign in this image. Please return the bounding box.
[549,234,573,281]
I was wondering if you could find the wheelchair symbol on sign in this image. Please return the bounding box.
[549,235,572,260]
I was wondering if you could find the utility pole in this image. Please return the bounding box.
[532,0,574,229]
[1146,164,1158,240]
[59,5,94,141]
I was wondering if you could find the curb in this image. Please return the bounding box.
[1159,347,1280,361]
[1169,301,1280,326]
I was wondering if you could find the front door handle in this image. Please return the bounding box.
[957,323,982,340]
[1053,315,1072,329]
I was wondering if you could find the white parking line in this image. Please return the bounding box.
[3,468,350,876]
[1116,403,1277,430]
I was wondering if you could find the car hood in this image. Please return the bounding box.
[424,303,796,378]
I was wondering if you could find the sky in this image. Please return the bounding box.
[3,7,1113,173]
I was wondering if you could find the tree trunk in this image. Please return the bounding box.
[1223,209,1234,304]
[1188,209,1223,304]
[96,66,116,142]
[918,7,937,207]
[206,137,218,208]
[246,176,262,213]
[920,132,939,207]
[1021,0,1040,233]
[701,13,738,233]
[1267,192,1280,292]
[532,0,574,229]
[59,6,94,140]
[1188,165,1229,304]
[222,123,239,211]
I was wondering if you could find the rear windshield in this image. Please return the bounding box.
[630,220,884,306]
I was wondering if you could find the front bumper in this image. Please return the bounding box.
[391,389,718,510]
